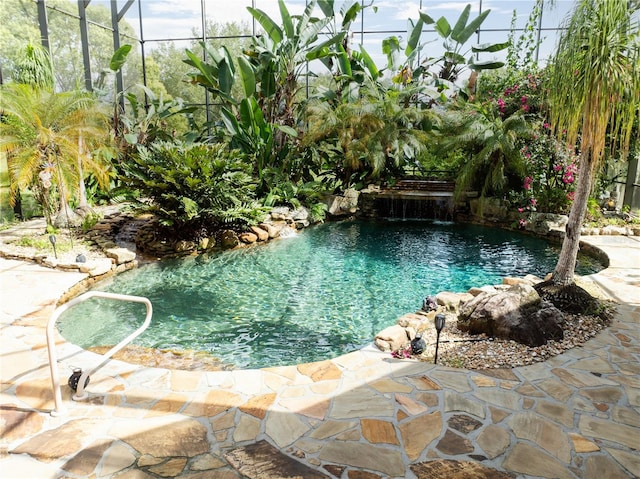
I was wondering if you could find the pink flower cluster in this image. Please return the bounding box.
[504,84,520,96]
[391,345,412,359]
[497,97,506,113]
[523,176,533,190]
[563,163,577,184]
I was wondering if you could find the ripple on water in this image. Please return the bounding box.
[57,220,603,369]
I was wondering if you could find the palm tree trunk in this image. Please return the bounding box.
[54,172,79,228]
[77,134,88,208]
[550,150,593,286]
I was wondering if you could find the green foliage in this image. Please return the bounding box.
[262,176,328,222]
[505,0,543,78]
[80,211,101,232]
[476,69,547,121]
[109,45,132,72]
[514,124,577,214]
[586,198,604,224]
[545,0,639,286]
[415,144,465,179]
[14,234,73,253]
[385,4,508,98]
[0,84,114,226]
[12,42,54,90]
[304,81,435,187]
[120,142,268,231]
[0,0,140,92]
[547,0,639,164]
[118,85,198,154]
[183,0,360,189]
[306,2,381,102]
[437,102,534,200]
[474,66,578,216]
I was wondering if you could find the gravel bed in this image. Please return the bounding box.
[414,311,612,370]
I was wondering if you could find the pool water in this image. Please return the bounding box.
[58,220,602,369]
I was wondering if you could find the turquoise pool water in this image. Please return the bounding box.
[58,220,602,369]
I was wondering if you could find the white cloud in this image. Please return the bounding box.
[146,0,201,16]
[131,0,314,40]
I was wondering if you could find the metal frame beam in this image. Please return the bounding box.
[78,0,92,91]
[36,0,51,53]
[110,0,134,109]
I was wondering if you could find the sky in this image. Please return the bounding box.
[87,0,576,67]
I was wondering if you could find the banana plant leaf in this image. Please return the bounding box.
[278,0,294,38]
[237,57,256,98]
[435,17,451,39]
[317,0,334,18]
[451,5,471,42]
[453,9,491,44]
[469,60,505,70]
[110,44,132,72]
[406,18,424,56]
[247,7,283,44]
[472,41,510,53]
[341,2,361,27]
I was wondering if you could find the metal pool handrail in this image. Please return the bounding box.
[46,291,152,416]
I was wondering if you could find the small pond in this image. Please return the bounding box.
[58,220,603,369]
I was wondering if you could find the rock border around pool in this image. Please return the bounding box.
[133,205,317,257]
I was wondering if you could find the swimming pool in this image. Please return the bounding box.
[57,220,602,369]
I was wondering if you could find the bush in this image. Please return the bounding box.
[120,141,268,234]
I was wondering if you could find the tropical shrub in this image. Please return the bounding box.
[0,84,113,227]
[542,0,639,287]
[475,68,575,217]
[120,142,268,235]
[511,124,577,215]
[304,81,435,187]
[477,69,547,121]
[183,1,348,182]
[383,4,507,100]
[118,86,197,153]
[262,176,328,222]
[436,102,534,200]
[415,144,465,180]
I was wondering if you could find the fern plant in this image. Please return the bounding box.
[437,102,534,200]
[120,141,268,233]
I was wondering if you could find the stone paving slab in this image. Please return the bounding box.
[1,234,639,478]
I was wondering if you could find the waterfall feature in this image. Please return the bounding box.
[358,180,456,221]
[375,196,454,221]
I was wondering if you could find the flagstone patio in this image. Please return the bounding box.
[1,232,639,478]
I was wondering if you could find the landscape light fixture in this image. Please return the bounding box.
[434,313,446,364]
[49,234,57,259]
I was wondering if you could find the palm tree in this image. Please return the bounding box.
[1,42,55,221]
[438,103,534,201]
[12,42,54,91]
[544,0,639,287]
[0,84,112,227]
[305,82,435,186]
